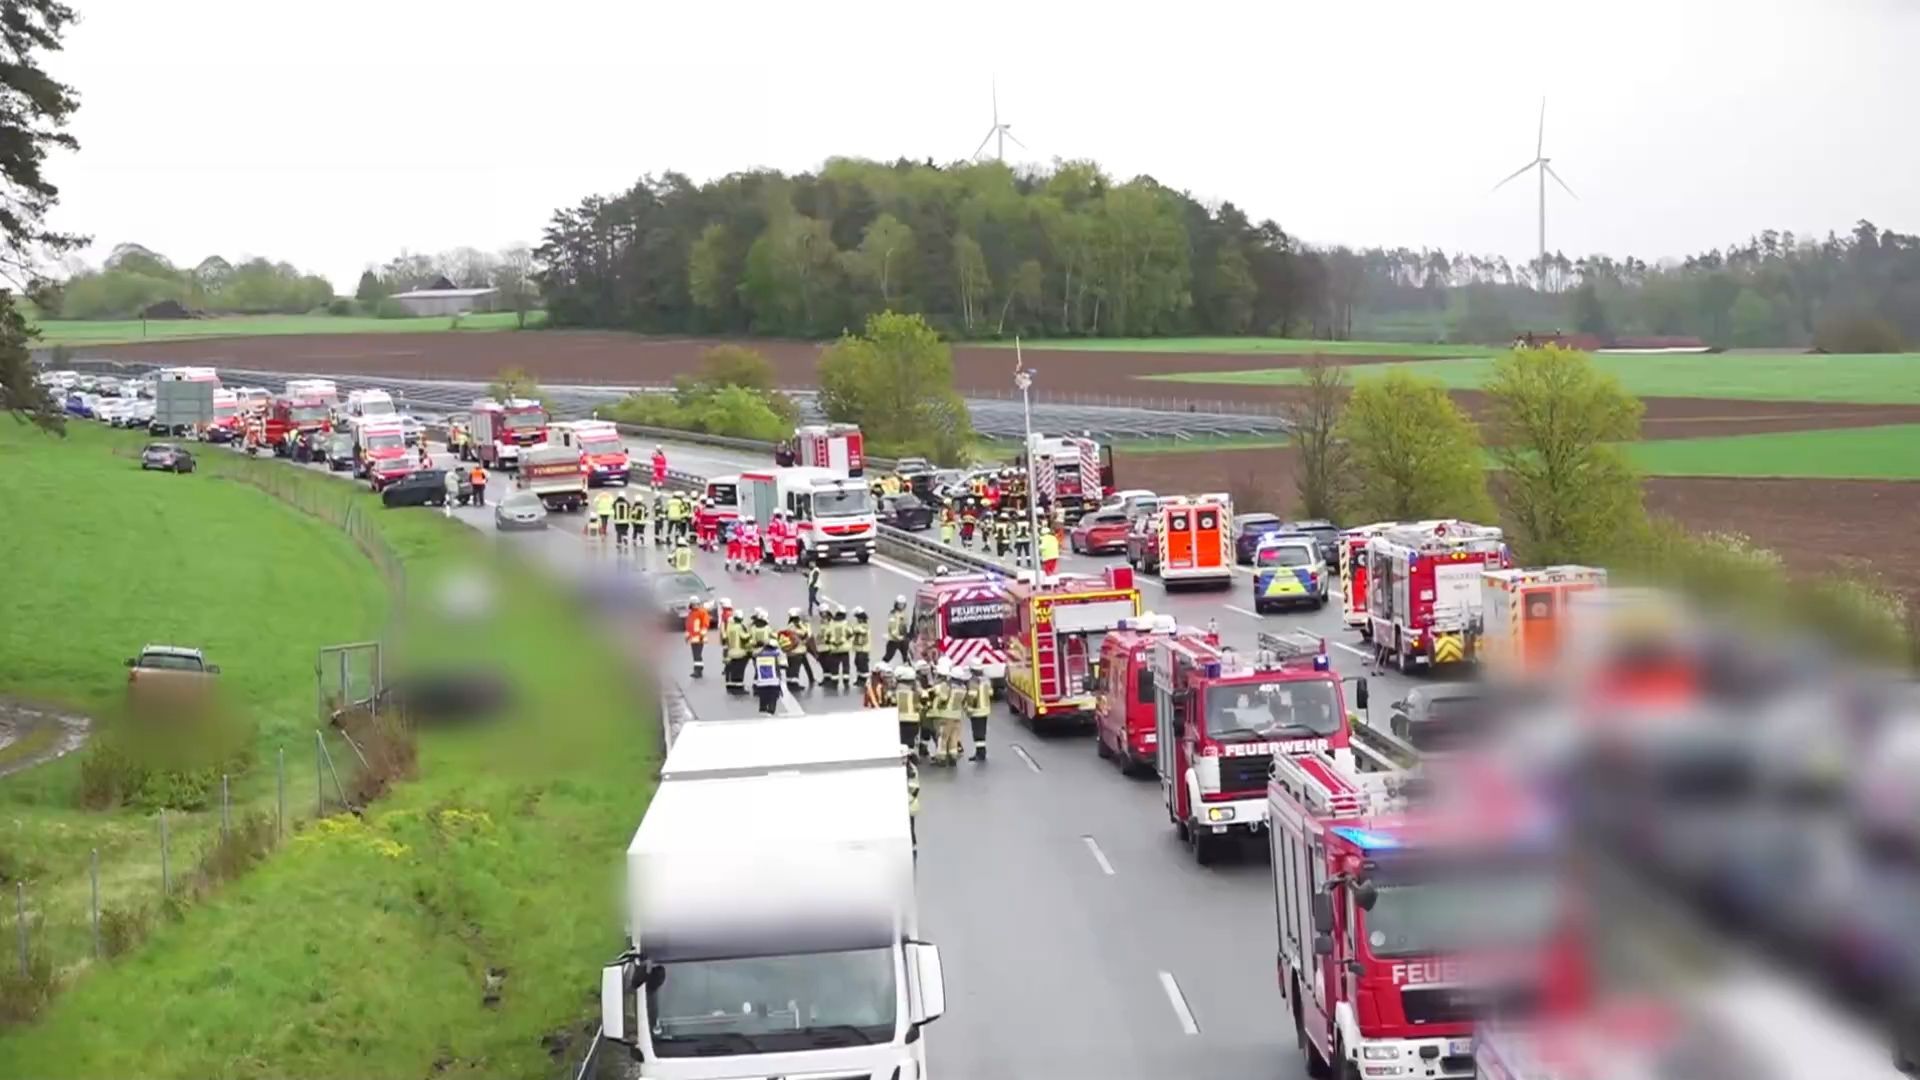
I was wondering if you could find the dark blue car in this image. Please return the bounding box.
[1231,513,1285,564]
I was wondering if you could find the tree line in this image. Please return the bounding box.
[535,158,1326,340]
[37,243,336,320]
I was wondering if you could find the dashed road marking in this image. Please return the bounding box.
[1010,744,1042,773]
[1080,835,1116,876]
[1157,971,1200,1034]
[1225,604,1262,619]
[1295,626,1371,658]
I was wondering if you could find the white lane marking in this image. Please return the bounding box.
[1157,971,1200,1035]
[1224,604,1262,619]
[1010,744,1042,773]
[777,692,804,717]
[1295,625,1371,658]
[1080,835,1116,876]
[870,557,922,581]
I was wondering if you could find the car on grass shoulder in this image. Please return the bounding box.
[494,491,550,532]
[1069,508,1131,555]
[380,468,471,509]
[140,442,196,473]
[1249,533,1327,612]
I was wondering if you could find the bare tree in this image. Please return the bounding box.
[1283,357,1351,520]
[491,245,538,328]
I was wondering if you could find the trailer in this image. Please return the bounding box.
[515,443,587,512]
[150,366,219,436]
[600,710,946,1079]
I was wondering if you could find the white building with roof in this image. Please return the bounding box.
[389,287,498,317]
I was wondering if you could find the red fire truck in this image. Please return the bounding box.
[1155,630,1364,864]
[783,423,865,477]
[1269,753,1587,1080]
[1093,614,1208,774]
[1339,523,1397,638]
[1003,566,1140,729]
[467,397,549,470]
[910,573,1015,691]
[265,393,333,455]
[549,420,631,486]
[1017,433,1114,522]
[1365,520,1511,673]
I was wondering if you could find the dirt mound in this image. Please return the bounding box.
[138,299,201,320]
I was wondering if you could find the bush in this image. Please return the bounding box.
[337,710,418,807]
[76,706,255,812]
[0,948,53,1024]
[373,298,411,319]
[603,386,792,442]
[98,903,151,960]
[1813,310,1907,353]
[325,298,352,316]
[187,812,277,895]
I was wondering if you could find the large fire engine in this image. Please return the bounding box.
[352,416,412,490]
[739,466,877,564]
[1155,630,1363,864]
[782,423,865,477]
[265,392,333,455]
[1269,754,1587,1080]
[1479,566,1608,679]
[1094,614,1209,774]
[548,420,630,486]
[1017,432,1114,522]
[1365,520,1511,673]
[467,397,549,470]
[910,573,1014,690]
[1340,523,1397,637]
[1003,566,1140,729]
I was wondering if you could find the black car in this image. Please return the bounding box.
[380,468,472,509]
[325,434,356,472]
[1283,518,1342,570]
[878,492,935,531]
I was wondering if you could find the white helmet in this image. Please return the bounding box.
[719,597,732,608]
[893,595,906,608]
[788,607,802,619]
[753,606,768,620]
[935,564,949,576]
[934,659,953,679]
[894,665,916,681]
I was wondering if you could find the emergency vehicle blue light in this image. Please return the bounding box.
[1331,826,1401,850]
[1204,661,1222,677]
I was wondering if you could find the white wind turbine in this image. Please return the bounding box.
[971,82,1025,163]
[1493,98,1578,286]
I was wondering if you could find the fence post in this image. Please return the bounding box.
[221,773,230,838]
[316,730,325,816]
[160,808,171,898]
[91,848,101,959]
[17,881,27,977]
[277,748,286,837]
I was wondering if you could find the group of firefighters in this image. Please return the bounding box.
[682,593,994,765]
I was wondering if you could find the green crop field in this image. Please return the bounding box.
[1623,424,1920,480]
[1107,433,1290,454]
[982,336,1490,358]
[31,310,545,346]
[1147,351,1920,404]
[0,427,657,1079]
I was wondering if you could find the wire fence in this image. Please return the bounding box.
[194,450,408,604]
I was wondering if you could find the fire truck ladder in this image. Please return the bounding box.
[1271,748,1416,820]
[1034,623,1059,699]
[1257,630,1326,664]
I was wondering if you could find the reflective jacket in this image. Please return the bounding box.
[887,610,908,641]
[850,622,871,650]
[751,649,783,688]
[966,681,993,717]
[724,619,749,659]
[820,620,849,651]
[895,685,920,723]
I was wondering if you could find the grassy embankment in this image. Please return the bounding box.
[0,423,658,1079]
[31,310,547,346]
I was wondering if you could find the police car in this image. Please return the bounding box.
[1250,533,1329,613]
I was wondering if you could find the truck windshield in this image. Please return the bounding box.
[213,404,238,419]
[1206,679,1340,740]
[504,409,546,429]
[1257,543,1316,568]
[813,487,871,517]
[1359,865,1560,958]
[357,398,394,416]
[365,432,403,452]
[648,946,896,1055]
[580,434,622,454]
[707,483,738,506]
[291,404,329,422]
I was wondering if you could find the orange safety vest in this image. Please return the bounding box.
[684,606,711,642]
[470,466,485,485]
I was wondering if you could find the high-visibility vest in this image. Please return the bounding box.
[887,611,908,640]
[1039,532,1060,561]
[724,621,749,658]
[850,622,871,650]
[930,685,963,721]
[684,607,710,642]
[781,625,806,656]
[821,621,848,651]
[806,567,821,590]
[895,686,920,723]
[671,547,692,571]
[594,492,614,517]
[611,499,631,525]
[748,624,773,649]
[470,466,485,486]
[752,651,781,687]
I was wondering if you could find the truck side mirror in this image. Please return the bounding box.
[906,941,947,1025]
[600,962,632,1044]
[1352,677,1369,710]
[1353,880,1378,912]
[1313,934,1334,958]
[1311,894,1334,934]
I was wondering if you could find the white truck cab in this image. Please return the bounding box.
[601,711,944,1078]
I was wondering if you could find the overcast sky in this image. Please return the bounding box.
[43,0,1920,291]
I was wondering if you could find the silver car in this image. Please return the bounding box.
[493,491,549,531]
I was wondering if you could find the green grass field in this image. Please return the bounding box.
[983,336,1490,358]
[0,428,657,1078]
[1146,351,1920,404]
[1106,433,1290,454]
[31,311,545,346]
[1624,424,1920,480]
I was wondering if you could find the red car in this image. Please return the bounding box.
[1068,509,1130,555]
